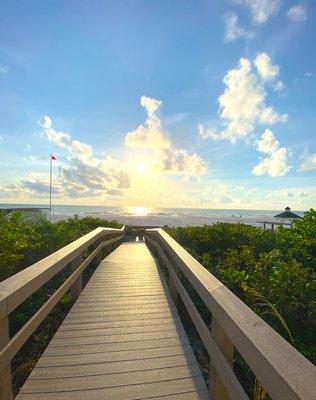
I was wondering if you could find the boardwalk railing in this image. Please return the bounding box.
[145,228,316,400]
[0,227,124,400]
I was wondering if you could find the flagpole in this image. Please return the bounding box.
[49,153,52,222]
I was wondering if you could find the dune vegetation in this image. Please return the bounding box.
[167,209,315,364]
[0,209,314,397]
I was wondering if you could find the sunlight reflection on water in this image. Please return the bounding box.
[126,206,151,216]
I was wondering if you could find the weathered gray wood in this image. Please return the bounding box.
[0,315,13,400]
[209,318,235,400]
[70,254,82,301]
[148,237,248,400]
[0,227,124,319]
[15,242,207,399]
[145,229,316,400]
[16,377,207,400]
[0,235,123,375]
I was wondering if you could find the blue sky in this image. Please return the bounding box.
[0,0,315,209]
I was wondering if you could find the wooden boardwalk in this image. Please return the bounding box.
[16,242,208,400]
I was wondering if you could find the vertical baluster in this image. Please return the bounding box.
[70,254,82,302]
[0,315,13,400]
[168,274,179,307]
[209,318,234,400]
[95,239,103,265]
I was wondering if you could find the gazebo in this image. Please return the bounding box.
[257,207,300,231]
[274,207,301,220]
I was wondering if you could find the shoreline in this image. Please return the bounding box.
[52,212,277,227]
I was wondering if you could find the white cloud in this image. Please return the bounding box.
[125,96,207,177]
[287,4,307,23]
[40,115,71,149]
[71,140,93,159]
[198,124,218,140]
[161,148,207,177]
[199,55,287,143]
[300,152,316,171]
[233,0,280,24]
[253,128,291,177]
[125,96,171,150]
[259,107,288,124]
[40,115,93,159]
[254,53,279,80]
[267,189,312,200]
[255,129,279,154]
[14,116,133,199]
[224,13,254,42]
[254,52,286,93]
[253,147,290,177]
[198,181,235,204]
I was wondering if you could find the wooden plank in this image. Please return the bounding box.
[145,229,316,400]
[59,316,178,331]
[152,239,248,400]
[17,377,207,400]
[30,354,198,379]
[0,237,122,374]
[16,242,207,400]
[54,322,181,337]
[0,315,13,400]
[0,227,124,318]
[20,364,202,392]
[37,344,194,368]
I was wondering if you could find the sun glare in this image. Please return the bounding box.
[135,162,146,174]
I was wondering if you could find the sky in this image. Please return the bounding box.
[0,0,315,210]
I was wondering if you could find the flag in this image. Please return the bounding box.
[50,154,57,160]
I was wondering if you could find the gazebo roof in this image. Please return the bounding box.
[274,207,300,219]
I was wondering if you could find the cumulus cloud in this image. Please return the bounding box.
[199,55,287,143]
[267,189,312,200]
[161,148,207,177]
[287,4,307,23]
[253,147,290,177]
[224,13,254,42]
[2,116,132,199]
[198,181,235,205]
[125,96,170,150]
[232,0,279,24]
[253,129,290,177]
[255,129,279,154]
[300,152,316,171]
[71,140,93,159]
[259,107,287,124]
[40,115,71,149]
[125,96,207,177]
[254,53,279,80]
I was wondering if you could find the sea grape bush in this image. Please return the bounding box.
[0,211,121,282]
[167,209,315,363]
[0,211,122,395]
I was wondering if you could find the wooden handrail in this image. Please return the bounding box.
[145,228,316,400]
[0,226,124,400]
[0,227,124,318]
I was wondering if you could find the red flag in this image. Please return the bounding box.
[50,154,57,160]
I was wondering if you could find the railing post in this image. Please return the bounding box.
[95,239,103,265]
[209,318,234,400]
[0,315,13,400]
[70,254,82,302]
[168,274,179,307]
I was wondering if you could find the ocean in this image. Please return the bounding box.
[0,204,305,227]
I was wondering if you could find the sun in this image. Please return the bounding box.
[135,162,146,174]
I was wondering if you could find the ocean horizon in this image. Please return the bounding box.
[0,203,306,227]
